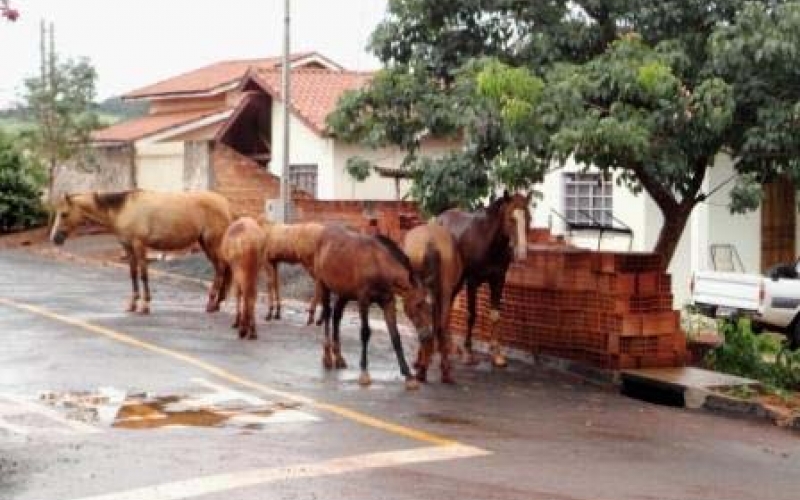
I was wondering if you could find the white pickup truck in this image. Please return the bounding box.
[690,261,800,349]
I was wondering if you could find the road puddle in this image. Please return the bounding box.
[37,386,310,431]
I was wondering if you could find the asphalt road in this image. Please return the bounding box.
[0,248,798,500]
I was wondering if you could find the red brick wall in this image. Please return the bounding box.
[450,244,687,370]
[293,198,422,242]
[212,143,281,217]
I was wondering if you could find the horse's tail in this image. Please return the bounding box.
[422,241,443,333]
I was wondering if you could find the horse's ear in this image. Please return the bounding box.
[526,191,534,203]
[65,194,73,206]
[503,189,511,201]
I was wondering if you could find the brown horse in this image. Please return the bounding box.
[313,225,433,390]
[437,191,532,367]
[221,217,267,340]
[403,222,463,384]
[257,217,325,324]
[50,190,233,314]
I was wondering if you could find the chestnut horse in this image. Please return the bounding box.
[257,217,325,324]
[437,191,532,367]
[403,222,463,384]
[313,225,433,390]
[50,190,233,314]
[221,217,267,340]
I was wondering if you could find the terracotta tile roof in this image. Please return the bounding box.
[124,52,321,99]
[253,68,373,135]
[91,107,230,143]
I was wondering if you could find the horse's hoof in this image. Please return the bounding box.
[322,355,334,370]
[139,305,150,315]
[358,372,372,387]
[248,332,258,340]
[492,354,508,368]
[463,352,479,366]
[264,313,272,321]
[274,311,281,320]
[441,372,456,385]
[405,378,420,391]
[206,304,219,313]
[415,368,428,383]
[334,357,348,370]
[126,303,137,313]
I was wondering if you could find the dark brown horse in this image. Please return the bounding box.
[50,190,233,314]
[437,191,532,367]
[313,225,433,390]
[403,222,463,384]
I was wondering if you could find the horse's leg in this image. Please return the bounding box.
[331,296,348,369]
[245,276,258,340]
[200,237,227,313]
[488,278,507,368]
[307,276,319,326]
[463,280,479,365]
[132,241,151,314]
[319,283,334,369]
[357,300,372,386]
[264,261,276,320]
[232,284,241,331]
[382,299,419,390]
[273,262,282,320]
[123,244,139,313]
[439,291,455,384]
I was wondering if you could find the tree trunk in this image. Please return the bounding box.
[652,204,694,267]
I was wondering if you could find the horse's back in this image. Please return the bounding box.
[221,217,266,264]
[314,226,393,297]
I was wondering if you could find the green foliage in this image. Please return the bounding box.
[23,56,100,196]
[0,131,46,233]
[344,156,375,182]
[330,0,800,263]
[707,319,800,392]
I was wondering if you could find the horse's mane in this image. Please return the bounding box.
[374,234,416,283]
[93,190,137,212]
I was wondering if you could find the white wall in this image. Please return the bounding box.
[535,159,647,252]
[270,104,335,198]
[332,139,456,200]
[134,141,185,192]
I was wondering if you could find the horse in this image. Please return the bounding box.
[220,217,267,340]
[313,225,433,390]
[402,221,463,384]
[256,217,325,324]
[437,190,533,367]
[50,190,233,314]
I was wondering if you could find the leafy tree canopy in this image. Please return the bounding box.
[0,130,46,233]
[328,0,800,264]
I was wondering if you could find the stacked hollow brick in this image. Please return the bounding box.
[450,245,687,370]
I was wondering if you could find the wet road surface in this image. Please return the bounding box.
[0,249,798,500]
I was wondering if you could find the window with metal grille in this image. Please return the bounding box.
[564,172,613,226]
[289,164,318,198]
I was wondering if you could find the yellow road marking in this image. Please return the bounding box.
[0,297,458,447]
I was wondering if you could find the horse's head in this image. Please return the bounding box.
[50,194,86,245]
[498,190,533,261]
[402,279,434,343]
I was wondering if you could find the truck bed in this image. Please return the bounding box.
[692,270,762,314]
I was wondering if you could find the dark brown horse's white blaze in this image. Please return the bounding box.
[437,191,532,367]
[221,217,267,340]
[50,190,233,314]
[257,217,325,324]
[312,225,433,390]
[403,222,463,384]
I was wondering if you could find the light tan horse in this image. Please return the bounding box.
[51,190,233,314]
[403,221,463,384]
[221,217,267,340]
[256,217,325,324]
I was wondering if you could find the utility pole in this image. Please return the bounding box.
[279,0,291,223]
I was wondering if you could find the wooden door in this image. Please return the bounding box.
[761,177,797,271]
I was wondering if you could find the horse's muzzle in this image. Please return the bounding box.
[52,231,67,246]
[417,325,433,342]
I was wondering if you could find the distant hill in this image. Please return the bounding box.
[0,96,148,134]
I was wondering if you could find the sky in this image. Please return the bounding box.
[0,0,389,107]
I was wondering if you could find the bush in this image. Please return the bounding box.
[0,131,46,233]
[707,319,800,392]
